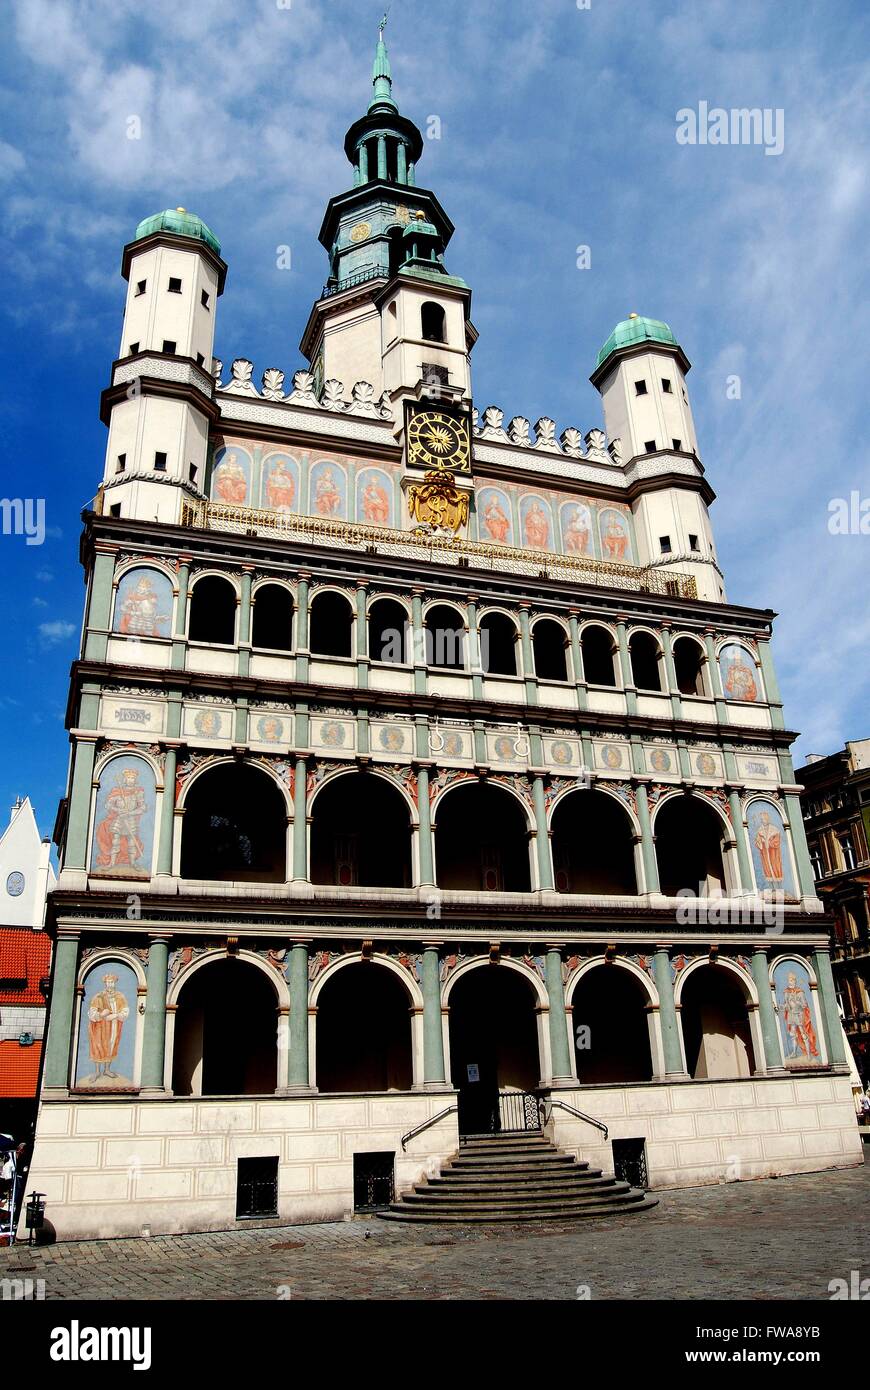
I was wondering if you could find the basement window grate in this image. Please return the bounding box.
[236,1156,279,1219]
[353,1152,395,1211]
[612,1137,648,1190]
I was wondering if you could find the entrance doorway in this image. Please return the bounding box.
[447,966,540,1134]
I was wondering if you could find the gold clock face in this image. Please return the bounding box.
[407,408,471,473]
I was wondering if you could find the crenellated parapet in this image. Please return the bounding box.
[475,405,622,465]
[215,358,395,421]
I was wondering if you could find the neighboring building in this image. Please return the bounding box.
[0,798,55,1143]
[24,27,861,1240]
[797,741,870,1085]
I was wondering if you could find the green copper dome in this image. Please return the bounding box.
[596,314,678,368]
[134,207,221,256]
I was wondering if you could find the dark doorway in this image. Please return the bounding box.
[353,1152,395,1210]
[236,1156,279,1218]
[479,612,518,676]
[310,774,412,887]
[252,583,293,651]
[181,763,287,882]
[310,590,353,658]
[572,966,653,1082]
[551,789,637,894]
[581,625,616,686]
[435,782,531,892]
[316,964,413,1092]
[172,959,278,1096]
[188,575,236,645]
[533,619,568,681]
[680,965,755,1079]
[655,795,727,897]
[448,967,539,1134]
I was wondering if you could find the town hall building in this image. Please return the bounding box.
[23,27,861,1238]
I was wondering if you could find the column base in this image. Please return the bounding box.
[138,1086,169,1098]
[275,1085,317,1096]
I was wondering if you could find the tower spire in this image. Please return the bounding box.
[370,13,397,113]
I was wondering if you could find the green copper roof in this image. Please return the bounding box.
[596,315,678,368]
[369,18,397,112]
[134,208,221,256]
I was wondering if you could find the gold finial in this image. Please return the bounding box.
[415,209,426,220]
[176,206,187,213]
[628,311,638,319]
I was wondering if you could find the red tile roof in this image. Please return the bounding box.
[0,930,51,1005]
[0,1039,43,1097]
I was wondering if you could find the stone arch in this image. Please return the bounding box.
[565,955,659,1009]
[308,763,419,825]
[433,777,534,892]
[628,625,664,692]
[309,586,354,658]
[179,760,291,882]
[313,956,419,1092]
[578,620,619,686]
[308,768,416,887]
[672,631,709,696]
[167,947,290,1011]
[675,957,760,1080]
[170,954,282,1096]
[177,755,292,815]
[78,947,147,994]
[442,955,548,1009]
[309,951,423,1012]
[188,570,238,645]
[566,957,659,1082]
[674,955,759,1010]
[445,958,548,1128]
[549,785,639,894]
[94,747,164,790]
[653,789,735,896]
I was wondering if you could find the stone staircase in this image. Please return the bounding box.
[379,1131,658,1224]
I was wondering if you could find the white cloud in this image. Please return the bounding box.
[38,620,75,646]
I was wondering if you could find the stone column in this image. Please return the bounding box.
[653,948,687,1077]
[750,948,785,1073]
[416,766,435,886]
[465,596,482,699]
[532,775,554,891]
[64,737,98,871]
[661,624,682,719]
[568,611,587,711]
[172,555,191,671]
[42,935,80,1089]
[377,135,387,180]
[292,757,308,881]
[635,782,660,894]
[756,633,784,730]
[411,589,427,695]
[358,142,368,182]
[237,566,253,677]
[545,949,573,1082]
[397,141,407,183]
[811,947,847,1067]
[356,581,368,689]
[157,747,177,876]
[141,937,170,1091]
[727,787,754,892]
[518,604,537,704]
[295,571,310,683]
[288,944,311,1088]
[616,618,636,715]
[421,946,446,1086]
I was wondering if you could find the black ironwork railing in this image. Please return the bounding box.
[321,267,388,299]
[353,1152,395,1210]
[612,1138,649,1190]
[400,1105,458,1151]
[543,1099,609,1140]
[496,1090,543,1133]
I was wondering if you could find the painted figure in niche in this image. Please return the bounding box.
[313,465,343,516]
[600,509,630,561]
[754,809,783,883]
[720,644,758,702]
[379,726,405,752]
[359,473,391,525]
[774,962,820,1063]
[523,499,550,549]
[114,570,171,639]
[443,732,464,757]
[599,745,623,769]
[650,749,672,773]
[747,799,795,896]
[320,720,346,747]
[263,456,297,513]
[213,451,249,505]
[480,491,512,545]
[92,763,151,873]
[551,741,574,766]
[696,752,717,776]
[562,503,592,555]
[494,735,517,761]
[86,973,129,1081]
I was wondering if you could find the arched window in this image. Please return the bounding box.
[533,619,568,681]
[181,764,287,883]
[425,604,465,670]
[310,774,412,888]
[369,598,408,664]
[655,795,727,897]
[680,966,755,1079]
[188,575,236,645]
[581,625,617,686]
[630,631,663,692]
[251,584,293,652]
[436,782,531,892]
[572,967,652,1082]
[551,790,637,894]
[172,959,278,1096]
[421,302,446,343]
[317,964,412,1092]
[479,612,518,676]
[673,636,706,696]
[309,590,353,658]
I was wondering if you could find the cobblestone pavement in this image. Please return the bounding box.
[3,1156,868,1300]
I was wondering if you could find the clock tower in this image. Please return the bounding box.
[299,20,475,429]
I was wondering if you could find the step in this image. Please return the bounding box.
[417,1176,620,1197]
[459,1135,551,1149]
[398,1182,634,1209]
[445,1160,585,1177]
[410,1181,626,1202]
[379,1194,659,1224]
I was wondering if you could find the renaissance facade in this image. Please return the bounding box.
[25,31,860,1238]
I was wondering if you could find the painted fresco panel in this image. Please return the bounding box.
[310,461,347,518]
[113,567,173,639]
[211,446,251,505]
[477,488,513,545]
[719,643,760,702]
[261,453,299,513]
[74,960,138,1089]
[772,959,822,1066]
[90,756,156,879]
[357,468,394,526]
[747,798,795,896]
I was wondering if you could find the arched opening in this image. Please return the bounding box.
[581,625,617,686]
[172,959,278,1096]
[533,619,569,681]
[449,967,540,1134]
[551,790,637,894]
[310,774,412,887]
[316,963,412,1092]
[369,597,408,664]
[310,590,353,658]
[572,966,653,1082]
[188,575,236,646]
[630,630,663,691]
[181,764,287,883]
[479,611,518,676]
[421,301,446,343]
[425,604,465,670]
[655,795,727,897]
[436,782,531,892]
[252,583,293,652]
[680,965,756,1078]
[673,636,706,696]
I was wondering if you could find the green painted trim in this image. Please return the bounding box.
[636,786,660,894]
[750,949,783,1071]
[157,748,177,875]
[84,551,115,662]
[728,788,754,892]
[65,740,97,871]
[417,766,435,886]
[811,949,847,1067]
[784,791,818,898]
[141,939,170,1089]
[545,949,572,1079]
[288,944,310,1085]
[421,947,445,1083]
[532,775,554,891]
[653,949,685,1075]
[293,757,308,880]
[43,936,79,1088]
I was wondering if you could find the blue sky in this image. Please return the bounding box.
[1,0,867,841]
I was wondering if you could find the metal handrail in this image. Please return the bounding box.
[543,1099,609,1140]
[401,1105,458,1151]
